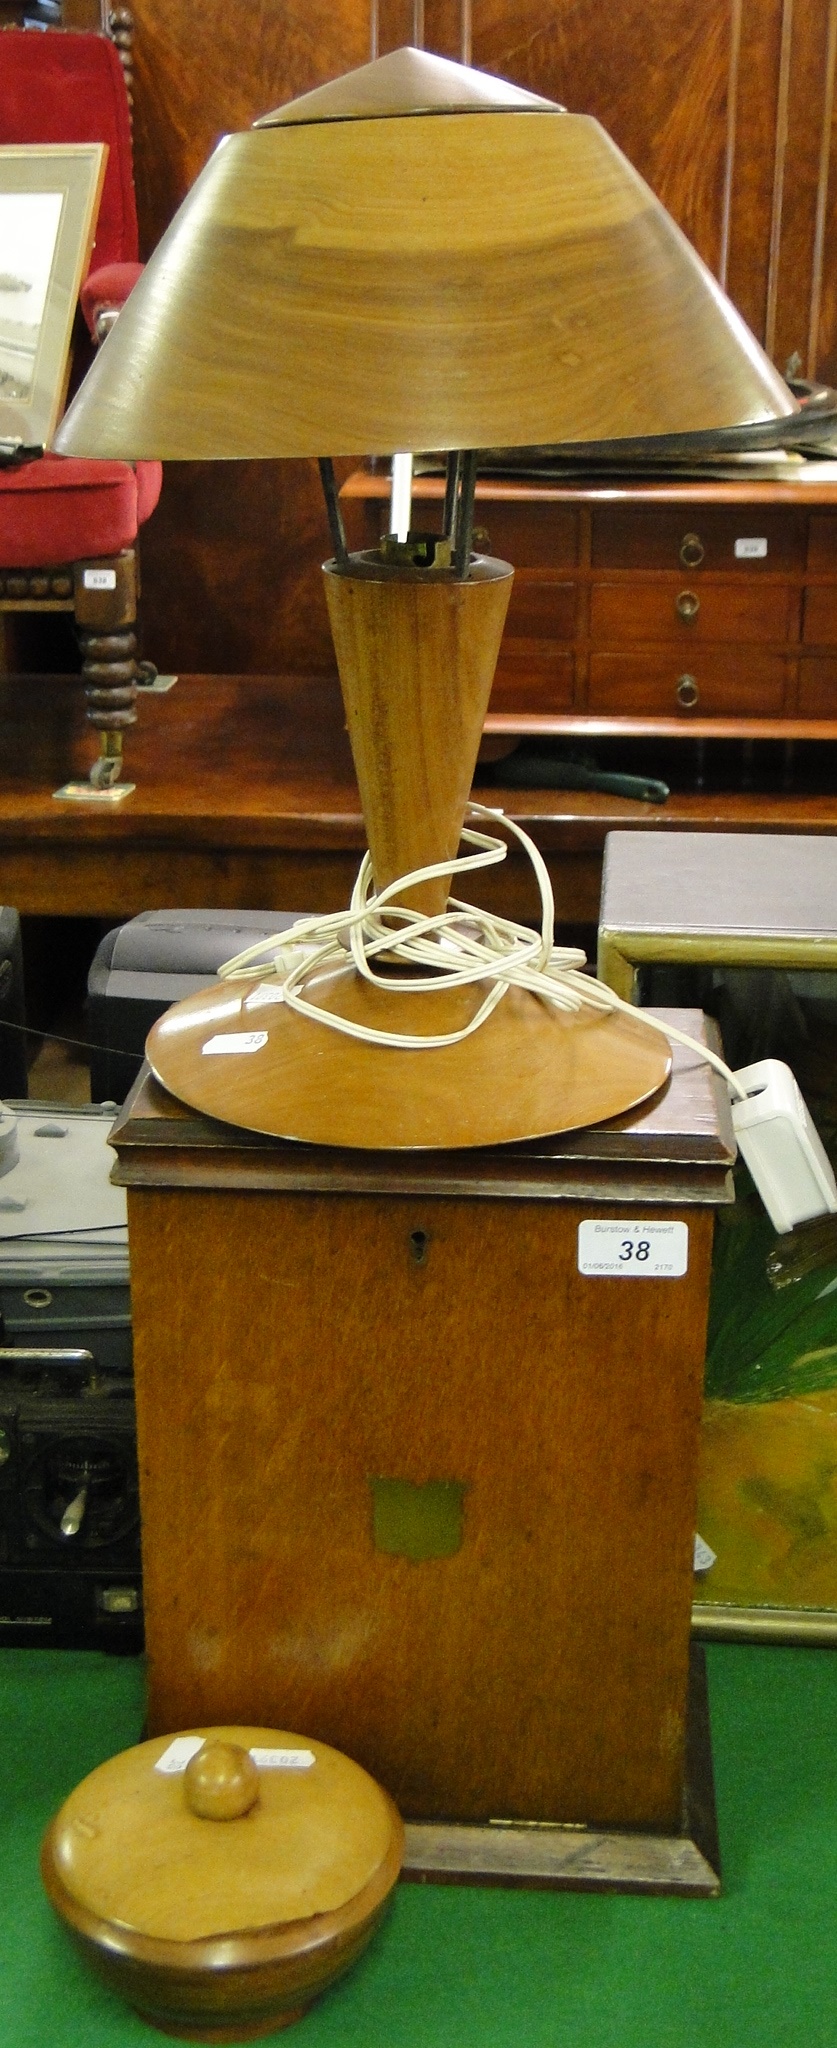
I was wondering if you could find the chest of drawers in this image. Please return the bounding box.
[341,467,837,741]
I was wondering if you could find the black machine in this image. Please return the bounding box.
[0,1103,139,1651]
[0,1340,141,1651]
[88,908,300,1102]
[0,911,304,1651]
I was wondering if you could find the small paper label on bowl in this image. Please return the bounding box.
[155,1736,205,1773]
[578,1220,688,1276]
[249,1748,315,1769]
[734,537,767,558]
[154,1737,315,1775]
[202,1032,268,1056]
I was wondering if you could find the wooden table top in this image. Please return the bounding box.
[3,671,837,923]
[4,670,837,850]
[601,829,837,938]
[343,462,837,508]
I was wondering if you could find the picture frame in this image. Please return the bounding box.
[0,142,107,452]
[692,1012,837,1646]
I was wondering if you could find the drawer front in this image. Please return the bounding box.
[590,581,793,643]
[591,507,805,572]
[491,648,575,711]
[505,579,577,640]
[806,513,837,572]
[802,586,837,642]
[798,657,837,714]
[588,650,787,715]
[478,501,579,569]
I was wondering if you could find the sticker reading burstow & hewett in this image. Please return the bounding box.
[577,1220,689,1277]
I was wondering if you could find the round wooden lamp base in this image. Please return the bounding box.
[146,966,672,1149]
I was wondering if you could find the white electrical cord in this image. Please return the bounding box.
[218,804,748,1103]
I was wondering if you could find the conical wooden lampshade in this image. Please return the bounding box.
[55,50,796,462]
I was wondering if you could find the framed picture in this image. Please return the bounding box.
[693,979,837,1642]
[0,143,106,452]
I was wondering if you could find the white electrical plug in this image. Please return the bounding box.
[730,1058,837,1236]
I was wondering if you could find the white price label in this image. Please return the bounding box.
[578,1220,689,1277]
[82,567,117,589]
[202,1032,268,1056]
[245,981,287,1009]
[734,537,767,558]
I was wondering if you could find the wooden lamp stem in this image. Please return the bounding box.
[323,556,513,918]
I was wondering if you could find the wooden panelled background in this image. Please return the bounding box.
[63,0,837,672]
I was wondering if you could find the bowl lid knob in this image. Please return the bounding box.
[183,1740,260,1821]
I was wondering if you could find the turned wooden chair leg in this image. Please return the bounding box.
[73,548,139,788]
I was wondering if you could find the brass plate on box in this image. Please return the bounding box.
[146,967,671,1150]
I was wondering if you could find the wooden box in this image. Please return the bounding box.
[112,1014,733,1882]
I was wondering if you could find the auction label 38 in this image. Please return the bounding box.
[577,1219,689,1277]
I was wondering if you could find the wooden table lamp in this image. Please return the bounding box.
[56,45,797,1149]
[53,49,787,1901]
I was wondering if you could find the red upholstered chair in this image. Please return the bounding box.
[0,24,162,795]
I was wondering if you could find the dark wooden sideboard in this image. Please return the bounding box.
[342,466,837,743]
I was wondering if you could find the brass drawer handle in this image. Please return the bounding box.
[679,532,705,568]
[676,589,700,622]
[676,673,699,708]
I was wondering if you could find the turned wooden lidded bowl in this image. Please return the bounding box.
[41,1725,404,2040]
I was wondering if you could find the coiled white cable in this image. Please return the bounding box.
[218,804,747,1101]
